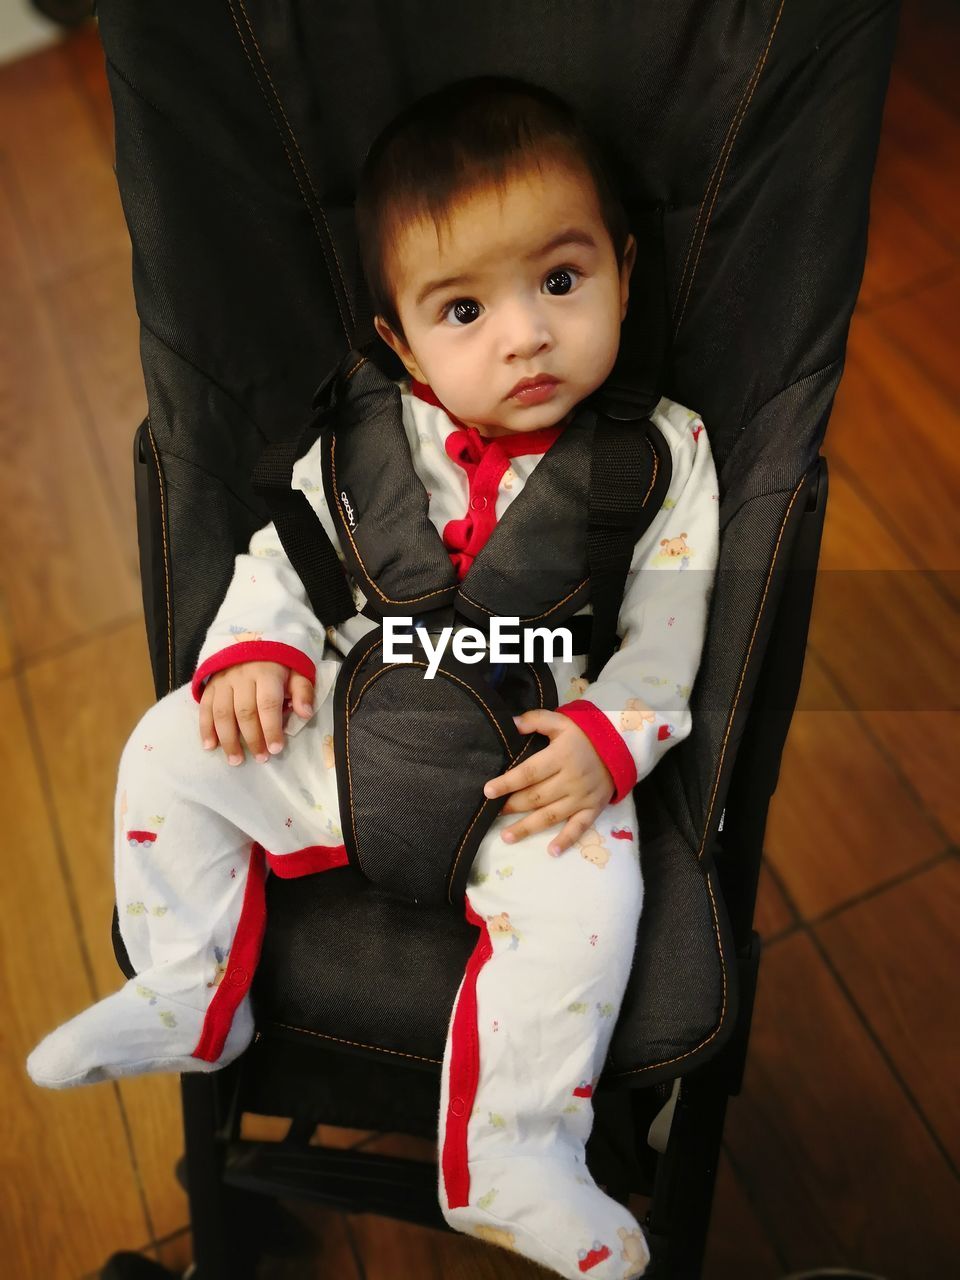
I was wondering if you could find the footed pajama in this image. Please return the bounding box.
[26,672,649,1278]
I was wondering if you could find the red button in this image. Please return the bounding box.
[450,1097,466,1117]
[231,968,249,985]
[470,495,488,511]
[480,945,493,962]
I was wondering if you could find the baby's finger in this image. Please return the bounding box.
[484,748,557,801]
[233,680,269,761]
[199,688,218,750]
[546,809,598,858]
[499,769,563,815]
[212,684,244,765]
[287,672,315,719]
[256,675,287,757]
[500,797,573,845]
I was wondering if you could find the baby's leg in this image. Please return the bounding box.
[26,678,343,1089]
[437,799,650,1280]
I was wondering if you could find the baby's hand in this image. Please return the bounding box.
[482,709,614,856]
[199,660,314,765]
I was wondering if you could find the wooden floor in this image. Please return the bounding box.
[0,8,956,1279]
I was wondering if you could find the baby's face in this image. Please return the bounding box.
[375,157,636,438]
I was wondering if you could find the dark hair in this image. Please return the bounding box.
[355,75,631,347]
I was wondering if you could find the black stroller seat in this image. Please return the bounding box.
[95,0,898,1274]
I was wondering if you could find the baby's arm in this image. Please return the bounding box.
[556,408,720,796]
[486,409,720,852]
[190,515,342,709]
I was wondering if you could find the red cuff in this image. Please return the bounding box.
[192,641,316,703]
[557,699,638,805]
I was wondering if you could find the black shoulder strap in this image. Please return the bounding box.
[250,390,358,628]
[585,413,672,682]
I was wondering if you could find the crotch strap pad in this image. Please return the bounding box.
[332,625,559,906]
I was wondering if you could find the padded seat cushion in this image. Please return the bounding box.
[253,815,735,1087]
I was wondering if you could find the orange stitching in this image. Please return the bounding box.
[344,652,512,882]
[263,1020,441,1065]
[226,0,352,343]
[613,862,727,1076]
[697,475,805,862]
[458,578,589,621]
[331,435,452,607]
[145,420,174,694]
[235,0,356,337]
[673,31,769,320]
[445,662,549,901]
[673,0,787,336]
[616,472,805,1080]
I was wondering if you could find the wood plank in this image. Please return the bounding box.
[892,0,960,118]
[752,863,796,942]
[0,40,127,285]
[0,676,151,1276]
[765,650,945,919]
[872,69,960,252]
[826,311,960,575]
[24,620,188,1241]
[815,858,960,1169]
[704,1151,782,1279]
[870,270,960,409]
[349,1210,553,1279]
[157,1208,363,1278]
[0,591,14,675]
[45,247,147,583]
[724,931,960,1274]
[857,190,955,311]
[60,24,116,161]
[859,709,960,844]
[0,158,141,661]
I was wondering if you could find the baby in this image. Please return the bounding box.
[26,76,719,1280]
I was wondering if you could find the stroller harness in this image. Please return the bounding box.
[252,349,672,906]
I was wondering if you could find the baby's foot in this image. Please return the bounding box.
[25,980,254,1089]
[443,1150,650,1279]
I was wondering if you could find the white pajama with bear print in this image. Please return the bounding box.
[26,377,719,1280]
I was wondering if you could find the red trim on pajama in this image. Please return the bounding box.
[441,897,494,1208]
[192,841,268,1062]
[192,640,316,703]
[556,699,638,804]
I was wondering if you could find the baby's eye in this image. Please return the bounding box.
[441,298,482,327]
[543,265,582,296]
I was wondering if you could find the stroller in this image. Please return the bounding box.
[92,0,899,1275]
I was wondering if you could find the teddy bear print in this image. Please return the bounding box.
[653,532,693,568]
[322,734,335,770]
[252,545,281,559]
[620,697,656,732]
[501,465,517,491]
[229,627,264,643]
[564,674,589,702]
[476,1187,499,1211]
[487,912,521,949]
[619,1227,649,1268]
[576,828,611,869]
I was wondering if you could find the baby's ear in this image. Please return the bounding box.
[374,315,421,379]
